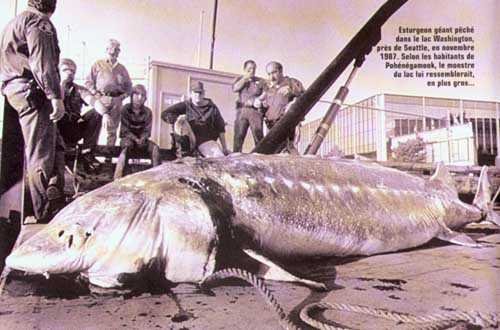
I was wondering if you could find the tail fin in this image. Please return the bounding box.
[473,166,500,226]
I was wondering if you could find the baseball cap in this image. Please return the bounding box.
[190,81,205,93]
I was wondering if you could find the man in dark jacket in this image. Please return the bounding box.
[114,84,161,179]
[0,0,66,222]
[161,81,229,157]
[57,58,101,171]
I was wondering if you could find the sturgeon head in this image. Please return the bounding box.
[6,162,221,287]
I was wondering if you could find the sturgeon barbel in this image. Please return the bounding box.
[5,154,499,288]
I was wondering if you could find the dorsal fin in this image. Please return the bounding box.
[430,162,456,189]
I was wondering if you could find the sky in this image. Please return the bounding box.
[0,0,499,121]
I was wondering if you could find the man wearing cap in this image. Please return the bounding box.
[114,84,161,179]
[57,58,101,170]
[258,61,305,154]
[85,39,132,147]
[161,81,229,157]
[0,0,66,222]
[232,60,265,153]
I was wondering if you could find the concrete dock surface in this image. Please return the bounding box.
[0,223,498,329]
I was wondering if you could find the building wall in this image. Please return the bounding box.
[391,123,476,165]
[300,93,500,165]
[148,61,260,152]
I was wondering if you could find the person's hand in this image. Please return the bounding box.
[94,99,107,115]
[138,137,147,145]
[50,99,65,122]
[102,113,111,131]
[253,98,263,109]
[258,93,268,108]
[100,95,112,105]
[278,85,292,96]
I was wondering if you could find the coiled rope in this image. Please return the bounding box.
[203,268,499,330]
[300,302,499,330]
[202,268,299,330]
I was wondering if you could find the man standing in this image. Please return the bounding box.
[85,39,132,147]
[161,81,229,157]
[57,58,101,170]
[259,61,305,154]
[0,0,66,222]
[232,60,265,153]
[114,84,161,179]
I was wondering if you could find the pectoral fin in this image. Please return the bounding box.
[437,230,482,248]
[242,249,326,290]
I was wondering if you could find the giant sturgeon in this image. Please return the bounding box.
[4,154,499,289]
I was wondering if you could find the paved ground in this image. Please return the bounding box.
[0,224,498,330]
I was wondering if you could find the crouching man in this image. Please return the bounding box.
[113,84,161,180]
[57,58,101,171]
[161,81,229,158]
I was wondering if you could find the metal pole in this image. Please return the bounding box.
[82,41,86,80]
[209,0,218,70]
[496,103,500,158]
[253,0,408,154]
[489,114,494,155]
[473,103,479,151]
[197,10,205,67]
[422,96,426,131]
[67,25,71,56]
[14,0,18,16]
[305,64,359,155]
[482,117,486,153]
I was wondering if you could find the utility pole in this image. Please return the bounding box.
[82,41,86,80]
[67,25,71,56]
[209,0,218,70]
[197,10,205,67]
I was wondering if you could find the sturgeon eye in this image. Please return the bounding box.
[58,230,64,237]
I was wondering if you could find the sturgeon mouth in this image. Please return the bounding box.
[6,223,90,275]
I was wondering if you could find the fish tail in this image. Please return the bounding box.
[484,209,500,226]
[473,166,500,226]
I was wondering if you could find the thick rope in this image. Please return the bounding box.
[300,302,499,330]
[202,268,498,330]
[201,268,299,330]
